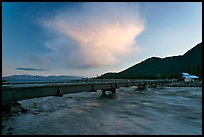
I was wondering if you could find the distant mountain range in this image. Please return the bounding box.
[2,75,83,82]
[99,42,202,79]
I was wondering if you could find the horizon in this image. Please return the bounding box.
[2,41,201,78]
[2,2,202,77]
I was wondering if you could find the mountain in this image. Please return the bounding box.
[2,75,83,82]
[99,42,202,79]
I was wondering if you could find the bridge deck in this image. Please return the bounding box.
[2,79,174,103]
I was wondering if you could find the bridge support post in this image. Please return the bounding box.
[111,88,116,94]
[57,87,63,97]
[102,89,106,96]
[91,84,96,92]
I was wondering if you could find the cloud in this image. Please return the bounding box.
[16,67,48,71]
[40,2,145,69]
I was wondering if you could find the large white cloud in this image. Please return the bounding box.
[41,2,144,68]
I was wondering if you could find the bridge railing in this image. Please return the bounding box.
[2,79,175,103]
[2,79,176,88]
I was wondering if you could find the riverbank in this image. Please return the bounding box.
[2,101,30,135]
[167,81,202,87]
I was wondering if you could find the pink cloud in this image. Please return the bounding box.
[41,2,145,68]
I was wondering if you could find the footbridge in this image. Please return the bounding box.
[2,79,174,103]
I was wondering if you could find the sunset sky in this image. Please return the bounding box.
[2,2,202,77]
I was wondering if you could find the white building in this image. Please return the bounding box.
[182,73,199,82]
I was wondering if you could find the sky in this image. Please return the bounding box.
[2,2,202,77]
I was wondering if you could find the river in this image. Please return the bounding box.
[2,86,202,135]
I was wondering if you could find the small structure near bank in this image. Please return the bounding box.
[182,73,199,82]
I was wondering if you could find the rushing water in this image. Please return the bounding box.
[2,86,202,135]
